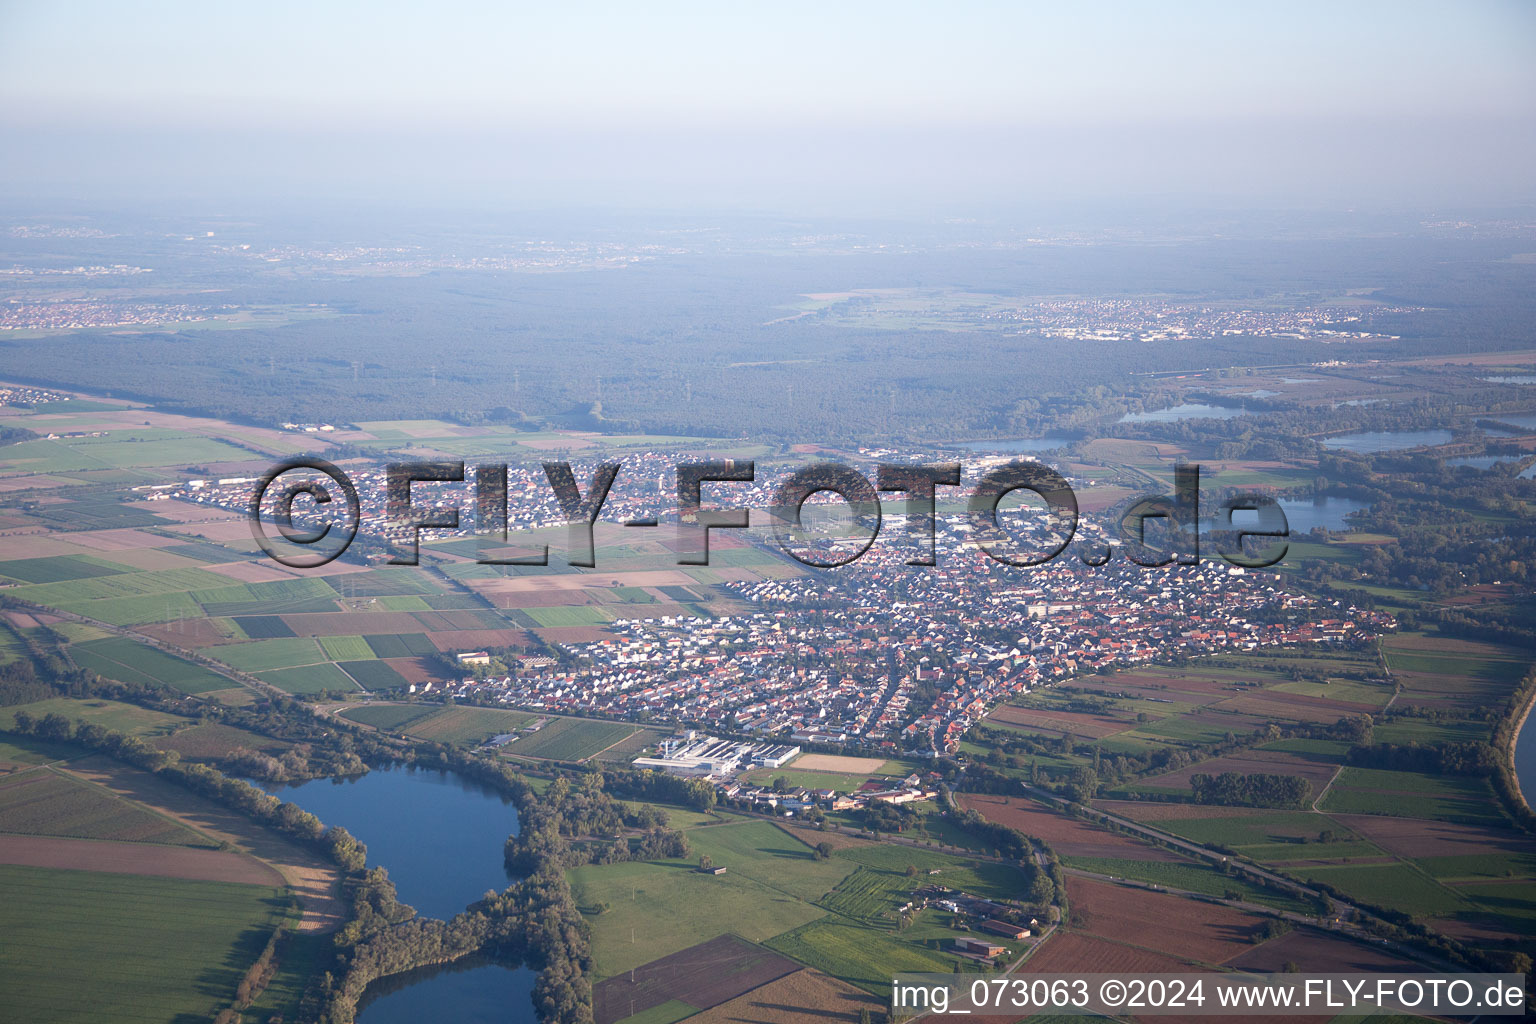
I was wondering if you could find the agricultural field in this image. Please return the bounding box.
[0,768,211,846]
[503,716,640,761]
[1065,875,1265,965]
[0,863,295,1024]
[676,967,882,1024]
[69,636,231,694]
[0,697,188,739]
[569,816,859,978]
[338,703,440,732]
[591,933,800,1024]
[397,705,537,746]
[256,663,359,695]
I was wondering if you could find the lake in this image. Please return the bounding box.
[357,956,537,1024]
[1118,403,1245,424]
[254,763,520,920]
[1216,496,1368,535]
[953,435,1075,452]
[1321,429,1452,454]
[1488,413,1536,432]
[1484,376,1536,384]
[253,763,536,1023]
[1516,707,1536,820]
[1446,456,1506,470]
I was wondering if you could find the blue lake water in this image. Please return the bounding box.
[954,435,1076,452]
[1484,376,1536,384]
[1488,413,1536,432]
[1239,389,1281,399]
[358,956,537,1024]
[254,763,520,920]
[1118,403,1245,424]
[1218,497,1368,534]
[1516,709,1536,818]
[1446,456,1506,470]
[1321,429,1452,454]
[255,764,535,1023]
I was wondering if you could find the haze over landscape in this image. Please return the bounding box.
[1,4,1535,1024]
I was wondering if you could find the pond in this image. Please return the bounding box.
[1484,376,1536,385]
[1488,413,1536,432]
[1320,429,1452,454]
[357,955,537,1024]
[1118,403,1245,424]
[254,763,520,920]
[1446,456,1506,470]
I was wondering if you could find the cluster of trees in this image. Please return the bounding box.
[1346,740,1496,777]
[949,806,1034,862]
[1189,771,1311,809]
[859,800,920,833]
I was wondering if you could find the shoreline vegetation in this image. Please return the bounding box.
[1491,667,1536,831]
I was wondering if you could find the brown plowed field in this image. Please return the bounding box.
[681,968,882,1024]
[1066,876,1261,964]
[592,933,800,1024]
[957,793,1183,861]
[1227,927,1421,973]
[1326,813,1530,859]
[1209,693,1371,724]
[0,833,280,886]
[1019,931,1192,973]
[988,705,1130,738]
[425,628,528,652]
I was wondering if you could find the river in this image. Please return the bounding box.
[251,763,538,1023]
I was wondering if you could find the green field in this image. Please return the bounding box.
[70,636,231,695]
[402,706,537,745]
[0,863,293,1024]
[765,919,959,995]
[318,635,374,661]
[0,769,210,846]
[338,703,440,732]
[256,663,358,695]
[339,659,410,691]
[212,637,327,672]
[0,697,189,739]
[363,633,440,658]
[1301,863,1473,918]
[0,554,130,584]
[522,605,614,628]
[570,819,853,978]
[504,716,637,760]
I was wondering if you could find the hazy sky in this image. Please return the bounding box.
[3,1,1533,210]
